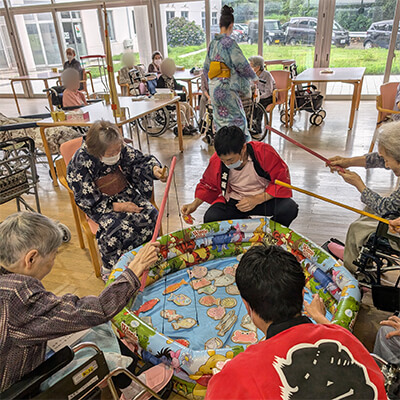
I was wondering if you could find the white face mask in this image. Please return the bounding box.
[101,152,120,165]
[225,159,242,170]
[67,54,74,62]
[154,59,162,66]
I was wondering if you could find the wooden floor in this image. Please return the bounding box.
[0,97,395,396]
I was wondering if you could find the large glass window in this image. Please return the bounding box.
[329,0,397,96]
[9,0,50,6]
[0,16,21,94]
[60,11,87,58]
[263,0,318,73]
[161,1,207,68]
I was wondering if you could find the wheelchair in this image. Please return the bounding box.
[353,220,400,313]
[0,342,172,400]
[371,353,400,400]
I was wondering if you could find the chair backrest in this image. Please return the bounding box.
[270,70,290,104]
[379,82,399,120]
[59,137,83,165]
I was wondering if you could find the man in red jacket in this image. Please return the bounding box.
[181,126,298,227]
[205,245,387,400]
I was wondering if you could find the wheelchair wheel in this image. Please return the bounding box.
[318,109,326,119]
[58,222,71,243]
[247,102,269,141]
[280,109,289,124]
[138,107,170,137]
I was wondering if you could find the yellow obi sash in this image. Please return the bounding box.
[208,61,231,79]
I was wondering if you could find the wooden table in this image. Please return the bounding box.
[175,70,202,108]
[290,67,365,130]
[10,71,61,114]
[265,59,296,70]
[37,96,183,186]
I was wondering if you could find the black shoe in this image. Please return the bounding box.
[173,127,178,136]
[187,124,198,133]
[183,126,193,135]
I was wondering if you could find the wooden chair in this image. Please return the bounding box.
[117,71,130,96]
[56,137,101,277]
[369,82,400,152]
[267,70,291,128]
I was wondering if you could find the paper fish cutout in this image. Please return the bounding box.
[221,297,237,308]
[176,338,190,347]
[223,264,238,276]
[241,314,257,331]
[168,293,192,306]
[215,274,235,287]
[207,306,226,320]
[205,337,223,350]
[163,279,188,295]
[134,298,160,316]
[187,265,208,279]
[183,214,195,224]
[216,310,237,336]
[160,309,183,322]
[199,295,220,307]
[231,330,258,344]
[198,284,217,295]
[172,318,197,330]
[191,277,211,290]
[225,284,240,295]
[205,269,223,281]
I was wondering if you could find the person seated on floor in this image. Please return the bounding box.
[119,52,156,96]
[205,244,386,399]
[327,121,400,274]
[148,51,163,74]
[67,120,167,280]
[61,68,88,108]
[156,58,197,135]
[181,125,298,226]
[0,211,163,394]
[305,294,400,367]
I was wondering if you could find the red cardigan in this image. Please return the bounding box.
[195,141,292,204]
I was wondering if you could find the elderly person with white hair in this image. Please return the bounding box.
[328,121,400,273]
[62,68,87,108]
[156,58,197,135]
[0,211,160,393]
[67,120,167,278]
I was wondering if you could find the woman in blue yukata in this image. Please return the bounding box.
[204,5,258,141]
[67,120,167,279]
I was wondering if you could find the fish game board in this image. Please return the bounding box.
[134,257,334,351]
[109,218,360,399]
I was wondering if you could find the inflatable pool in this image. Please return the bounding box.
[107,218,361,398]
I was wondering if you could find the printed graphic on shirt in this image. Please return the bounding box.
[273,339,378,400]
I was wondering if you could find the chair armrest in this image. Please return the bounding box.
[376,105,400,115]
[0,347,74,400]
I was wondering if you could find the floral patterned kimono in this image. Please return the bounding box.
[204,34,257,139]
[67,142,160,271]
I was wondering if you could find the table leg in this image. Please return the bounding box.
[44,79,54,112]
[356,77,363,110]
[10,80,21,115]
[289,81,295,127]
[348,82,359,131]
[176,101,184,152]
[39,126,58,187]
[188,82,193,110]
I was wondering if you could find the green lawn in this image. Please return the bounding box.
[168,44,399,75]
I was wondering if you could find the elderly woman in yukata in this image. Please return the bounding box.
[67,120,166,278]
[204,5,257,141]
[328,121,400,274]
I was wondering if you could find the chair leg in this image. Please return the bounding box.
[69,192,85,249]
[86,231,101,278]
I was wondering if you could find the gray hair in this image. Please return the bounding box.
[0,212,63,267]
[160,58,176,77]
[378,121,400,163]
[85,120,123,158]
[62,68,80,87]
[248,55,264,70]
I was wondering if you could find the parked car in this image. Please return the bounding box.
[247,19,285,45]
[232,23,247,42]
[285,17,349,47]
[363,20,400,49]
